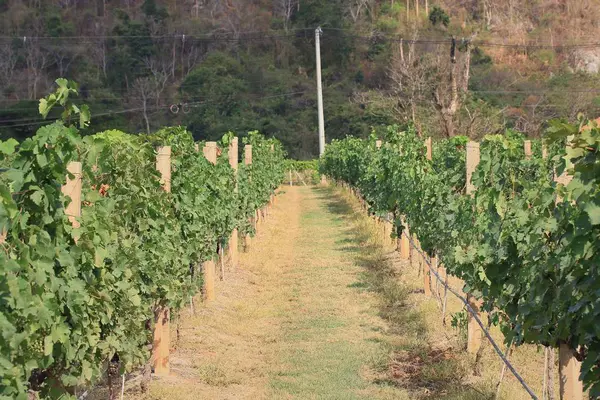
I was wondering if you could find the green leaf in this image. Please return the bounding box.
[0,139,18,156]
[583,201,600,225]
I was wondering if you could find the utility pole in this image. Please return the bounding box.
[315,27,325,156]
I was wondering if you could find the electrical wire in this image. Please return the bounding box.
[0,90,309,129]
[2,27,600,49]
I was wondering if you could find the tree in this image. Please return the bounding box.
[432,36,475,137]
[346,0,372,23]
[389,33,433,133]
[132,77,153,134]
[429,5,450,27]
[275,0,299,31]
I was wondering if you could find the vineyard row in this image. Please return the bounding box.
[319,122,600,399]
[0,83,286,399]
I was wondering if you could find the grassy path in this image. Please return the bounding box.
[128,185,559,400]
[137,186,410,399]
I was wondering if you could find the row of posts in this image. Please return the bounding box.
[374,138,582,400]
[56,138,274,379]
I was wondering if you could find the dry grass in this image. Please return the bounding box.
[110,184,574,400]
[125,186,414,399]
[331,185,573,400]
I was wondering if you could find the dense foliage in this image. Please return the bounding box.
[3,1,600,157]
[320,122,600,396]
[0,88,284,399]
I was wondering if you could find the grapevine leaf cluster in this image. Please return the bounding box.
[320,121,600,396]
[0,86,284,399]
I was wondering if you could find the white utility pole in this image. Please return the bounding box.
[315,27,325,156]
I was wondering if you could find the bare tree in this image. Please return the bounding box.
[389,32,434,133]
[144,56,170,107]
[346,0,372,23]
[132,77,153,134]
[0,44,18,89]
[24,39,51,100]
[50,45,80,77]
[432,36,475,137]
[90,38,108,79]
[274,0,298,31]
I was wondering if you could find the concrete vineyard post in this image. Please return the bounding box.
[375,140,382,149]
[524,140,532,159]
[554,143,583,400]
[203,142,218,301]
[466,141,483,354]
[228,137,239,269]
[153,146,171,376]
[245,144,252,250]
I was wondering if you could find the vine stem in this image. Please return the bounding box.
[495,340,514,400]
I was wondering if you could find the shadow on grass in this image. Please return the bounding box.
[314,186,493,400]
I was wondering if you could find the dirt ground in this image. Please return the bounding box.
[122,185,567,400]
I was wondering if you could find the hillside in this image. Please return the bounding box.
[1,0,600,158]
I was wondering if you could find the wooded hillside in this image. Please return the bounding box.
[1,0,600,158]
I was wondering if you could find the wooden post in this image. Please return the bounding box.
[423,253,432,296]
[228,137,239,269]
[559,344,583,400]
[542,144,548,159]
[400,218,410,259]
[376,140,382,149]
[411,236,419,269]
[244,145,252,250]
[202,258,216,301]
[524,140,532,159]
[61,162,82,230]
[425,137,432,161]
[422,138,432,294]
[554,142,582,399]
[153,146,171,376]
[466,141,483,354]
[466,141,480,196]
[203,141,217,165]
[153,308,170,376]
[203,142,218,299]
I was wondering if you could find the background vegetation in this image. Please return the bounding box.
[1,0,600,158]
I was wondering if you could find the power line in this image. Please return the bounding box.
[0,90,309,129]
[319,28,600,49]
[2,27,600,49]
[0,30,311,42]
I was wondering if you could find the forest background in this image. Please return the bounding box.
[1,0,600,159]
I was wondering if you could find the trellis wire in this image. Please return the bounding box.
[356,188,539,400]
[401,229,539,400]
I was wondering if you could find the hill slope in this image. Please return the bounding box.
[1,0,599,157]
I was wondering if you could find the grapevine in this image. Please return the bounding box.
[0,81,284,399]
[320,121,600,396]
